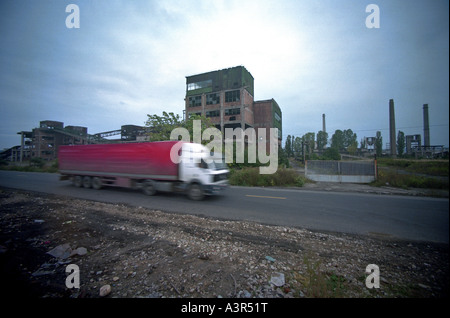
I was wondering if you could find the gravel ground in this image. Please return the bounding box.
[0,187,448,298]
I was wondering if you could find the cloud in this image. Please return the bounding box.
[0,0,448,150]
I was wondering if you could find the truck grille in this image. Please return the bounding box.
[214,173,228,182]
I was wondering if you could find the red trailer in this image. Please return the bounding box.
[58,141,228,200]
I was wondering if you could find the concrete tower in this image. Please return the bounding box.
[389,99,397,157]
[322,114,326,133]
[423,104,430,147]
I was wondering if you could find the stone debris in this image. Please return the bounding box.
[47,244,88,259]
[47,244,72,259]
[70,247,88,257]
[270,272,285,287]
[99,285,111,297]
[0,188,448,298]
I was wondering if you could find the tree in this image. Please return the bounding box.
[375,131,383,157]
[302,132,315,155]
[183,114,215,144]
[284,135,292,157]
[322,147,340,160]
[397,131,405,157]
[331,130,344,150]
[330,129,358,152]
[347,140,358,155]
[293,136,302,159]
[145,111,183,141]
[278,145,290,168]
[343,129,357,149]
[360,138,366,149]
[145,111,214,143]
[317,130,328,150]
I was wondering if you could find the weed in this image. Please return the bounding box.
[228,167,307,187]
[372,170,448,190]
[289,254,349,298]
[377,158,449,177]
[0,160,59,174]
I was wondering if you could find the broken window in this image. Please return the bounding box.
[225,90,240,103]
[188,95,202,107]
[206,93,220,105]
[206,110,220,118]
[225,108,240,116]
[187,80,212,91]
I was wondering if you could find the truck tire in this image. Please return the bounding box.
[83,176,92,188]
[143,180,156,196]
[92,177,102,190]
[73,176,83,187]
[187,183,204,201]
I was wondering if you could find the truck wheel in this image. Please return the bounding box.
[143,181,156,196]
[187,183,204,201]
[92,177,102,190]
[83,176,92,188]
[73,176,83,187]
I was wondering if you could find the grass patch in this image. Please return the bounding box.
[373,159,449,190]
[229,167,306,187]
[377,158,449,177]
[0,159,59,173]
[405,161,449,176]
[372,170,448,190]
[288,255,348,298]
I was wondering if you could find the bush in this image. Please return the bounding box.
[0,159,59,173]
[31,157,46,168]
[321,148,340,160]
[229,167,306,187]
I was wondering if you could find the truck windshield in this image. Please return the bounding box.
[206,158,227,170]
[211,161,227,170]
[206,153,228,170]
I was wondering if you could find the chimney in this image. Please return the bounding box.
[322,114,326,133]
[423,104,430,147]
[389,99,397,158]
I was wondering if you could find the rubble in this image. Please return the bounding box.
[0,188,448,298]
[99,284,112,297]
[47,244,72,259]
[270,273,285,287]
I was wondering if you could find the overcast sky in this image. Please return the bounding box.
[0,0,448,150]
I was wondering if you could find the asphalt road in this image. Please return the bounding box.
[0,170,448,243]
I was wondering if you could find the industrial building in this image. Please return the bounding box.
[15,120,89,162]
[4,66,282,162]
[4,121,148,162]
[185,66,282,151]
[387,101,447,158]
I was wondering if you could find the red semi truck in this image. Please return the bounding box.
[58,141,229,200]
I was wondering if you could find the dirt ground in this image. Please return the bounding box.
[0,187,448,298]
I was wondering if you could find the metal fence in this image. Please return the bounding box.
[305,160,377,183]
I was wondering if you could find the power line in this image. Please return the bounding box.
[351,123,449,133]
[283,123,448,136]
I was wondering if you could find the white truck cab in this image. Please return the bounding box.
[178,143,229,200]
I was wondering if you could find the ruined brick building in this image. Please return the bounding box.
[185,66,282,151]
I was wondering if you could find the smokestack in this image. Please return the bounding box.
[423,104,430,147]
[322,114,326,133]
[389,99,397,157]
